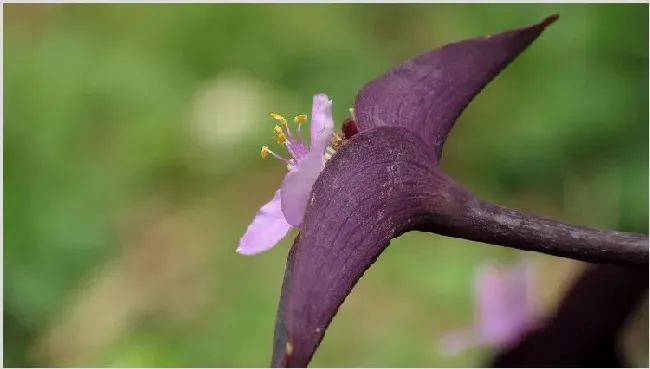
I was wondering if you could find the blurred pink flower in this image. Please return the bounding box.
[237,94,335,256]
[439,260,539,355]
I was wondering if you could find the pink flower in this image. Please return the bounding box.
[236,94,335,256]
[439,260,539,355]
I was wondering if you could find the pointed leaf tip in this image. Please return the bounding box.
[354,15,559,160]
[541,14,560,28]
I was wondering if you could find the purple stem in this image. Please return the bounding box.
[430,199,649,266]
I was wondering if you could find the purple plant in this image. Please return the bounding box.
[236,14,647,367]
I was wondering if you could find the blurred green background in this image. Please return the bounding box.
[3,3,648,367]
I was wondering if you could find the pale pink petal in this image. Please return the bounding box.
[475,264,512,345]
[475,262,536,347]
[310,93,335,155]
[507,261,537,319]
[237,190,292,255]
[440,261,539,355]
[280,151,325,227]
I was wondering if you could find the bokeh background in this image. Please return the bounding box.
[3,3,648,367]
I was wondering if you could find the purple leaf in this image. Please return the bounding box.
[355,15,558,159]
[271,127,466,367]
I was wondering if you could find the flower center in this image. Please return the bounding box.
[260,110,357,167]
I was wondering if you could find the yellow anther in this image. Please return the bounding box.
[270,113,288,127]
[276,133,286,145]
[294,114,308,124]
[260,146,270,159]
[273,125,287,144]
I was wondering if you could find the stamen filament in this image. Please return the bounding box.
[294,114,308,144]
[295,123,303,144]
[261,145,290,163]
